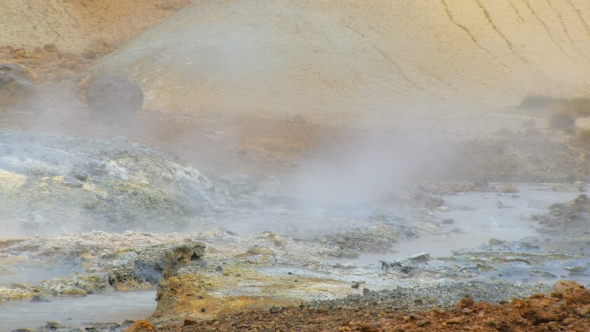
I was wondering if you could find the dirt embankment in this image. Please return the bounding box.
[0,0,193,55]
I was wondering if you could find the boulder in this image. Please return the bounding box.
[0,64,38,109]
[86,75,144,125]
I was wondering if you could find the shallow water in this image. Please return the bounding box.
[327,184,583,264]
[0,290,157,331]
[0,267,82,286]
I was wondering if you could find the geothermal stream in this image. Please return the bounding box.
[328,184,583,263]
[0,291,157,331]
[0,183,584,330]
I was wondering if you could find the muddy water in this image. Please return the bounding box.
[0,290,157,331]
[329,184,583,264]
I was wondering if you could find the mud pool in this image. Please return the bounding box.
[0,290,156,331]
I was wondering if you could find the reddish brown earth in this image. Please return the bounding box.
[139,281,590,332]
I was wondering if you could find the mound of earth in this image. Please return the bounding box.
[91,0,590,124]
[0,0,193,55]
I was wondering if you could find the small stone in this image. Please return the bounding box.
[46,321,63,329]
[200,307,206,312]
[488,238,505,246]
[183,316,197,327]
[499,184,519,193]
[441,218,454,224]
[458,295,475,308]
[363,288,371,295]
[351,282,360,289]
[62,175,83,188]
[215,266,223,272]
[72,171,89,181]
[30,294,51,303]
[269,305,284,313]
[87,76,144,126]
[125,319,154,332]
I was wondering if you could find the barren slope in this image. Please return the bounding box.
[0,0,193,54]
[91,0,590,124]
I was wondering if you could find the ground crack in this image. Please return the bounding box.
[474,0,528,63]
[372,46,446,101]
[521,0,571,59]
[564,0,590,37]
[507,0,525,22]
[440,0,509,69]
[545,0,587,59]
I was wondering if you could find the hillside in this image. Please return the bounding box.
[91,0,590,124]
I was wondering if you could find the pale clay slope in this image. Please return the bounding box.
[0,0,192,54]
[10,0,590,125]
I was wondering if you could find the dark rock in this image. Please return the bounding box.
[30,294,51,302]
[499,184,519,193]
[162,241,206,279]
[62,175,83,188]
[71,171,89,181]
[269,305,284,313]
[215,265,223,272]
[363,288,371,296]
[489,238,505,246]
[441,218,454,224]
[351,282,360,289]
[86,75,144,125]
[45,321,64,329]
[0,64,38,109]
[183,317,198,326]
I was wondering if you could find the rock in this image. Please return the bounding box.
[62,175,83,188]
[183,316,198,326]
[498,184,519,193]
[441,218,454,224]
[0,64,38,109]
[72,171,89,181]
[351,282,360,289]
[30,294,51,302]
[269,305,284,313]
[238,246,276,257]
[363,288,371,296]
[412,193,444,208]
[46,321,64,329]
[162,241,206,279]
[86,75,144,125]
[473,179,489,191]
[457,294,474,308]
[488,238,505,246]
[551,280,583,299]
[124,319,154,332]
[408,252,430,262]
[229,179,257,197]
[570,287,590,305]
